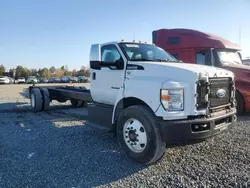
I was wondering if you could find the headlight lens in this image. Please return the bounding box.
[161,89,184,111]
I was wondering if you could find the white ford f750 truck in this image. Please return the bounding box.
[29,41,237,164]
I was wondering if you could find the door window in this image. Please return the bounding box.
[101,45,122,63]
[196,50,212,66]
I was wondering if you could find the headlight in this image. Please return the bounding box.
[160,89,184,111]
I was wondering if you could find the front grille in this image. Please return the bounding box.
[208,78,231,108]
[196,77,234,111]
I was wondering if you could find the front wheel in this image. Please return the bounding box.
[117,105,166,165]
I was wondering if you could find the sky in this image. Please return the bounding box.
[0,0,250,71]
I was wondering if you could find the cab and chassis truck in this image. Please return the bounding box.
[29,41,237,164]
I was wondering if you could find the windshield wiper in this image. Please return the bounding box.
[130,58,182,63]
[130,58,156,61]
[130,58,170,62]
[149,58,182,63]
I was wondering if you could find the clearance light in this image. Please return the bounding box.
[121,39,124,42]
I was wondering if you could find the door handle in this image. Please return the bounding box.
[92,72,96,80]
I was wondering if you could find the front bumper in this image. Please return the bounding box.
[157,108,237,143]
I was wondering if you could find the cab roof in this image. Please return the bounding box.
[153,28,241,50]
[96,41,155,46]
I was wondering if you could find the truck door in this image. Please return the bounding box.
[90,44,126,105]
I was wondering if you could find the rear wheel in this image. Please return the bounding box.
[40,88,50,111]
[30,88,43,112]
[236,91,244,115]
[117,105,166,165]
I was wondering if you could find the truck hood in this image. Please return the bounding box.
[221,63,250,71]
[221,63,250,82]
[128,61,234,80]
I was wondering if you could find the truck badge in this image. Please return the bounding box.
[216,89,227,98]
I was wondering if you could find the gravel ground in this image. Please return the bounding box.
[0,84,249,187]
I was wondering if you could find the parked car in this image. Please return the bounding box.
[54,78,61,83]
[17,77,26,84]
[8,77,15,84]
[48,77,60,83]
[61,76,71,83]
[77,76,88,83]
[0,76,10,84]
[70,77,78,83]
[39,78,49,83]
[27,76,38,84]
[48,77,56,83]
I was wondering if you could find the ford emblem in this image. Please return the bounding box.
[216,89,227,98]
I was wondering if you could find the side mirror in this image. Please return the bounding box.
[101,60,124,70]
[90,61,101,70]
[115,58,124,69]
[90,59,124,70]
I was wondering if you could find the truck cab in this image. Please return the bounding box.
[88,40,237,164]
[152,28,250,115]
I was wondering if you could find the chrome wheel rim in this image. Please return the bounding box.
[123,118,147,153]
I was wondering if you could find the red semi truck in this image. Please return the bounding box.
[153,28,250,115]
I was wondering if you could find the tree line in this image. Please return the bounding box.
[0,64,90,79]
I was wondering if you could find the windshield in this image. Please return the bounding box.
[216,51,242,65]
[120,43,179,62]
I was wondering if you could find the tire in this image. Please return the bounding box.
[236,91,244,115]
[30,88,43,112]
[57,99,67,103]
[70,99,84,107]
[40,88,50,111]
[117,105,166,165]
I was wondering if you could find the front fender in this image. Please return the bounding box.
[155,80,198,120]
[111,77,166,124]
[235,80,250,112]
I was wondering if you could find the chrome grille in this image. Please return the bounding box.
[208,78,231,107]
[196,77,233,111]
